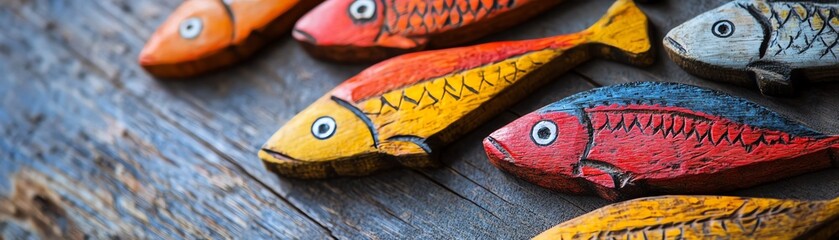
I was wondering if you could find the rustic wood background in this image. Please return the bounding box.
[1,0,837,239]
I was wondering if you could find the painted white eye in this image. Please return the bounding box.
[531,120,558,146]
[179,17,203,39]
[711,20,734,38]
[311,116,337,140]
[349,0,376,21]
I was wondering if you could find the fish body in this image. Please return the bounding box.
[260,0,653,179]
[484,82,839,200]
[139,0,321,78]
[664,0,839,96]
[292,0,565,62]
[534,195,839,240]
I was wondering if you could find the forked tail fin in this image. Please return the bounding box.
[585,0,654,66]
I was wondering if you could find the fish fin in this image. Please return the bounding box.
[380,136,439,168]
[585,0,654,67]
[747,62,796,97]
[376,34,427,50]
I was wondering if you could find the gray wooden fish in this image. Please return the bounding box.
[664,0,839,96]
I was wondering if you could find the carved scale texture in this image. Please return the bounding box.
[580,104,838,190]
[357,48,563,143]
[588,108,795,154]
[533,195,839,240]
[751,1,839,59]
[381,0,531,36]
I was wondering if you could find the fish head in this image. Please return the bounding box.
[483,110,591,194]
[293,0,384,47]
[293,0,424,60]
[664,1,765,70]
[139,0,233,67]
[259,96,378,178]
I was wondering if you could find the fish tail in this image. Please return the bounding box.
[584,0,654,67]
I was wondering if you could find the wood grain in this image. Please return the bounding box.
[534,195,839,239]
[1,0,838,238]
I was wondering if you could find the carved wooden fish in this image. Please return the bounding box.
[139,0,321,78]
[533,195,839,240]
[484,82,839,200]
[292,0,565,62]
[260,0,653,179]
[664,0,839,96]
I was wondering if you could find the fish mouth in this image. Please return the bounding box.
[292,28,317,45]
[260,148,306,164]
[483,137,515,164]
[664,37,687,55]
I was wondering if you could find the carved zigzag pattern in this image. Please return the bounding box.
[590,110,793,153]
[368,57,538,114]
[382,0,517,36]
[589,200,821,239]
[762,2,839,58]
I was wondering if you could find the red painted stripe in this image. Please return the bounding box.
[332,33,586,102]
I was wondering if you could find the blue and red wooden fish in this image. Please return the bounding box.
[484,82,839,200]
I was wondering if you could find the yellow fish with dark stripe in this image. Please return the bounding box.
[260,0,653,179]
[534,195,839,240]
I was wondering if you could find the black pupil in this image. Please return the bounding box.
[318,123,330,134]
[187,24,193,30]
[537,127,551,139]
[717,24,728,34]
[357,5,367,14]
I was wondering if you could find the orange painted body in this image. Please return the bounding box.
[293,0,565,62]
[139,0,322,78]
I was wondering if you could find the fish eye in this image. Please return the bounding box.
[530,120,558,146]
[711,20,734,38]
[179,17,203,39]
[349,0,376,22]
[311,116,337,140]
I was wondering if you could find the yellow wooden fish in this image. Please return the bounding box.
[534,195,839,240]
[259,0,653,179]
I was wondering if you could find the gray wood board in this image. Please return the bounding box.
[0,0,837,239]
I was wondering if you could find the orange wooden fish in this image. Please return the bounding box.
[292,0,565,62]
[260,0,653,178]
[139,0,321,78]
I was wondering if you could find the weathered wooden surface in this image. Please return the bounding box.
[534,195,839,239]
[486,82,838,201]
[0,0,837,239]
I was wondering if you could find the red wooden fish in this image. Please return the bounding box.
[484,82,839,201]
[292,0,564,62]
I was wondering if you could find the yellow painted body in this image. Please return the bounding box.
[534,196,839,240]
[358,48,568,144]
[260,0,653,178]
